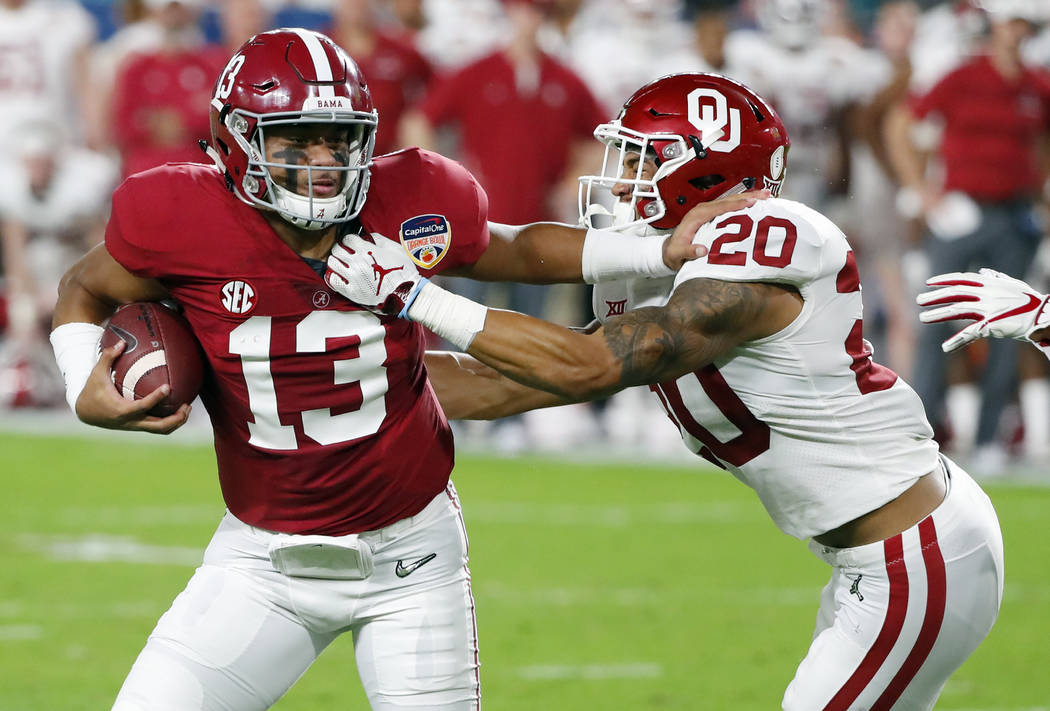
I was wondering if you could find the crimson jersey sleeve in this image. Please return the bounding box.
[106,166,192,279]
[362,147,490,273]
[105,164,233,281]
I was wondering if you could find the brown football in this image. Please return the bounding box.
[100,302,205,417]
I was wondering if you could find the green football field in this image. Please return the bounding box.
[3,431,1048,710]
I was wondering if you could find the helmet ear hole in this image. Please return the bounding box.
[689,174,726,191]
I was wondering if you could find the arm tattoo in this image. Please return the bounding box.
[602,278,772,386]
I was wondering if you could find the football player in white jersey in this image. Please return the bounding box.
[917,268,1050,360]
[325,73,1006,711]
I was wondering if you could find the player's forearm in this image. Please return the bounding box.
[465,222,586,283]
[53,266,120,328]
[465,309,624,401]
[425,350,575,419]
[460,222,673,285]
[408,283,624,401]
[52,245,169,329]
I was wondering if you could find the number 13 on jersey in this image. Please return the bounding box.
[230,310,389,450]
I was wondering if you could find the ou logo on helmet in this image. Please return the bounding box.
[686,88,741,153]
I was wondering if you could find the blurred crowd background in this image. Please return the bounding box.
[2,0,1049,475]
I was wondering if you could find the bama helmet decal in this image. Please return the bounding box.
[399,214,451,268]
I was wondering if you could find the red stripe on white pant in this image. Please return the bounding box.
[822,517,947,710]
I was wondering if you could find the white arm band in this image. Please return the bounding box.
[580,227,673,284]
[50,322,104,414]
[405,280,488,351]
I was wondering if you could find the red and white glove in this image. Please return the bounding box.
[326,232,425,317]
[326,232,488,348]
[917,268,1050,352]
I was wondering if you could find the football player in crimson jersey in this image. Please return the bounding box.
[326,72,1006,711]
[48,29,758,711]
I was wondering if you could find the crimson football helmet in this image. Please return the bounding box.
[206,28,378,230]
[579,73,790,232]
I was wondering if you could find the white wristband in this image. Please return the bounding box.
[580,227,673,284]
[405,281,488,351]
[50,322,104,414]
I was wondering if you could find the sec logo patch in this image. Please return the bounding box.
[221,280,256,314]
[400,214,451,269]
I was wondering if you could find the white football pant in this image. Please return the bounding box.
[112,483,480,710]
[783,457,1003,710]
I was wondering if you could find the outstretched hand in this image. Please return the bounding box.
[75,340,190,434]
[662,189,770,271]
[916,268,1050,352]
[326,232,423,316]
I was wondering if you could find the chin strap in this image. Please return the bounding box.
[198,140,227,173]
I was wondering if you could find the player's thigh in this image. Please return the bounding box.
[784,465,1002,711]
[112,563,334,711]
[355,489,480,710]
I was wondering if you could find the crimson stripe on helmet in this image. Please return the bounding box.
[822,534,909,711]
[869,517,946,711]
[290,28,335,98]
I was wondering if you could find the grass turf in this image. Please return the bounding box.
[2,432,1047,709]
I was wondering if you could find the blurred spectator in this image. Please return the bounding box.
[909,0,988,94]
[885,0,1050,473]
[0,120,117,407]
[416,0,506,70]
[403,0,605,240]
[0,0,97,153]
[681,0,737,73]
[843,0,922,377]
[218,0,275,52]
[385,0,426,33]
[402,0,606,450]
[86,0,172,150]
[556,0,696,114]
[328,0,434,156]
[109,0,228,178]
[725,0,869,210]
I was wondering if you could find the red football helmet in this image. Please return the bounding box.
[579,73,790,231]
[206,28,378,230]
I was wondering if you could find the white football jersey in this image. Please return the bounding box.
[0,0,96,152]
[593,199,939,539]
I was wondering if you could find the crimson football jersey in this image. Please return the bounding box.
[106,148,489,535]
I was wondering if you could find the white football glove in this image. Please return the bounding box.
[916,268,1050,352]
[325,232,426,317]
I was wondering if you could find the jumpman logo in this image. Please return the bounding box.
[369,252,403,295]
[848,574,864,601]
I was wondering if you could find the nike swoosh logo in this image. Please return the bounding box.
[395,553,437,578]
[989,293,1043,323]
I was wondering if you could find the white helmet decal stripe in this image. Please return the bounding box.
[291,28,336,98]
